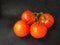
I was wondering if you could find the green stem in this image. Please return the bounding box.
[39,12,44,15]
[33,12,44,23]
[34,12,40,23]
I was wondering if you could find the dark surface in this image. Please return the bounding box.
[0,0,60,45]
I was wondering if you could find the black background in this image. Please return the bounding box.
[0,0,60,45]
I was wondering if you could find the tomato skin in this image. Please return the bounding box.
[30,23,47,39]
[21,10,35,25]
[39,13,54,28]
[13,20,30,37]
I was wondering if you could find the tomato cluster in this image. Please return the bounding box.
[13,10,54,39]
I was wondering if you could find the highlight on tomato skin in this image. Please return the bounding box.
[13,20,30,38]
[39,13,54,28]
[21,10,36,25]
[30,23,47,39]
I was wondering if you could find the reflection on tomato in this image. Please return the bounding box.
[30,23,47,39]
[13,20,30,37]
[21,10,35,25]
[39,13,54,28]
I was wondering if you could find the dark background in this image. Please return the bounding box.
[0,0,60,45]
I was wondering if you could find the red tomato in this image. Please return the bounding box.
[21,10,35,25]
[13,20,30,38]
[39,13,54,28]
[30,23,47,39]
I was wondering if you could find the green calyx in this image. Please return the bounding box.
[43,16,48,22]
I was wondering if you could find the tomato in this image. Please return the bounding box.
[13,20,30,38]
[30,23,47,39]
[39,13,54,28]
[21,10,35,25]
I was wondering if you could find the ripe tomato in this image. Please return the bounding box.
[13,20,30,38]
[39,13,54,28]
[30,23,47,39]
[21,10,35,25]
